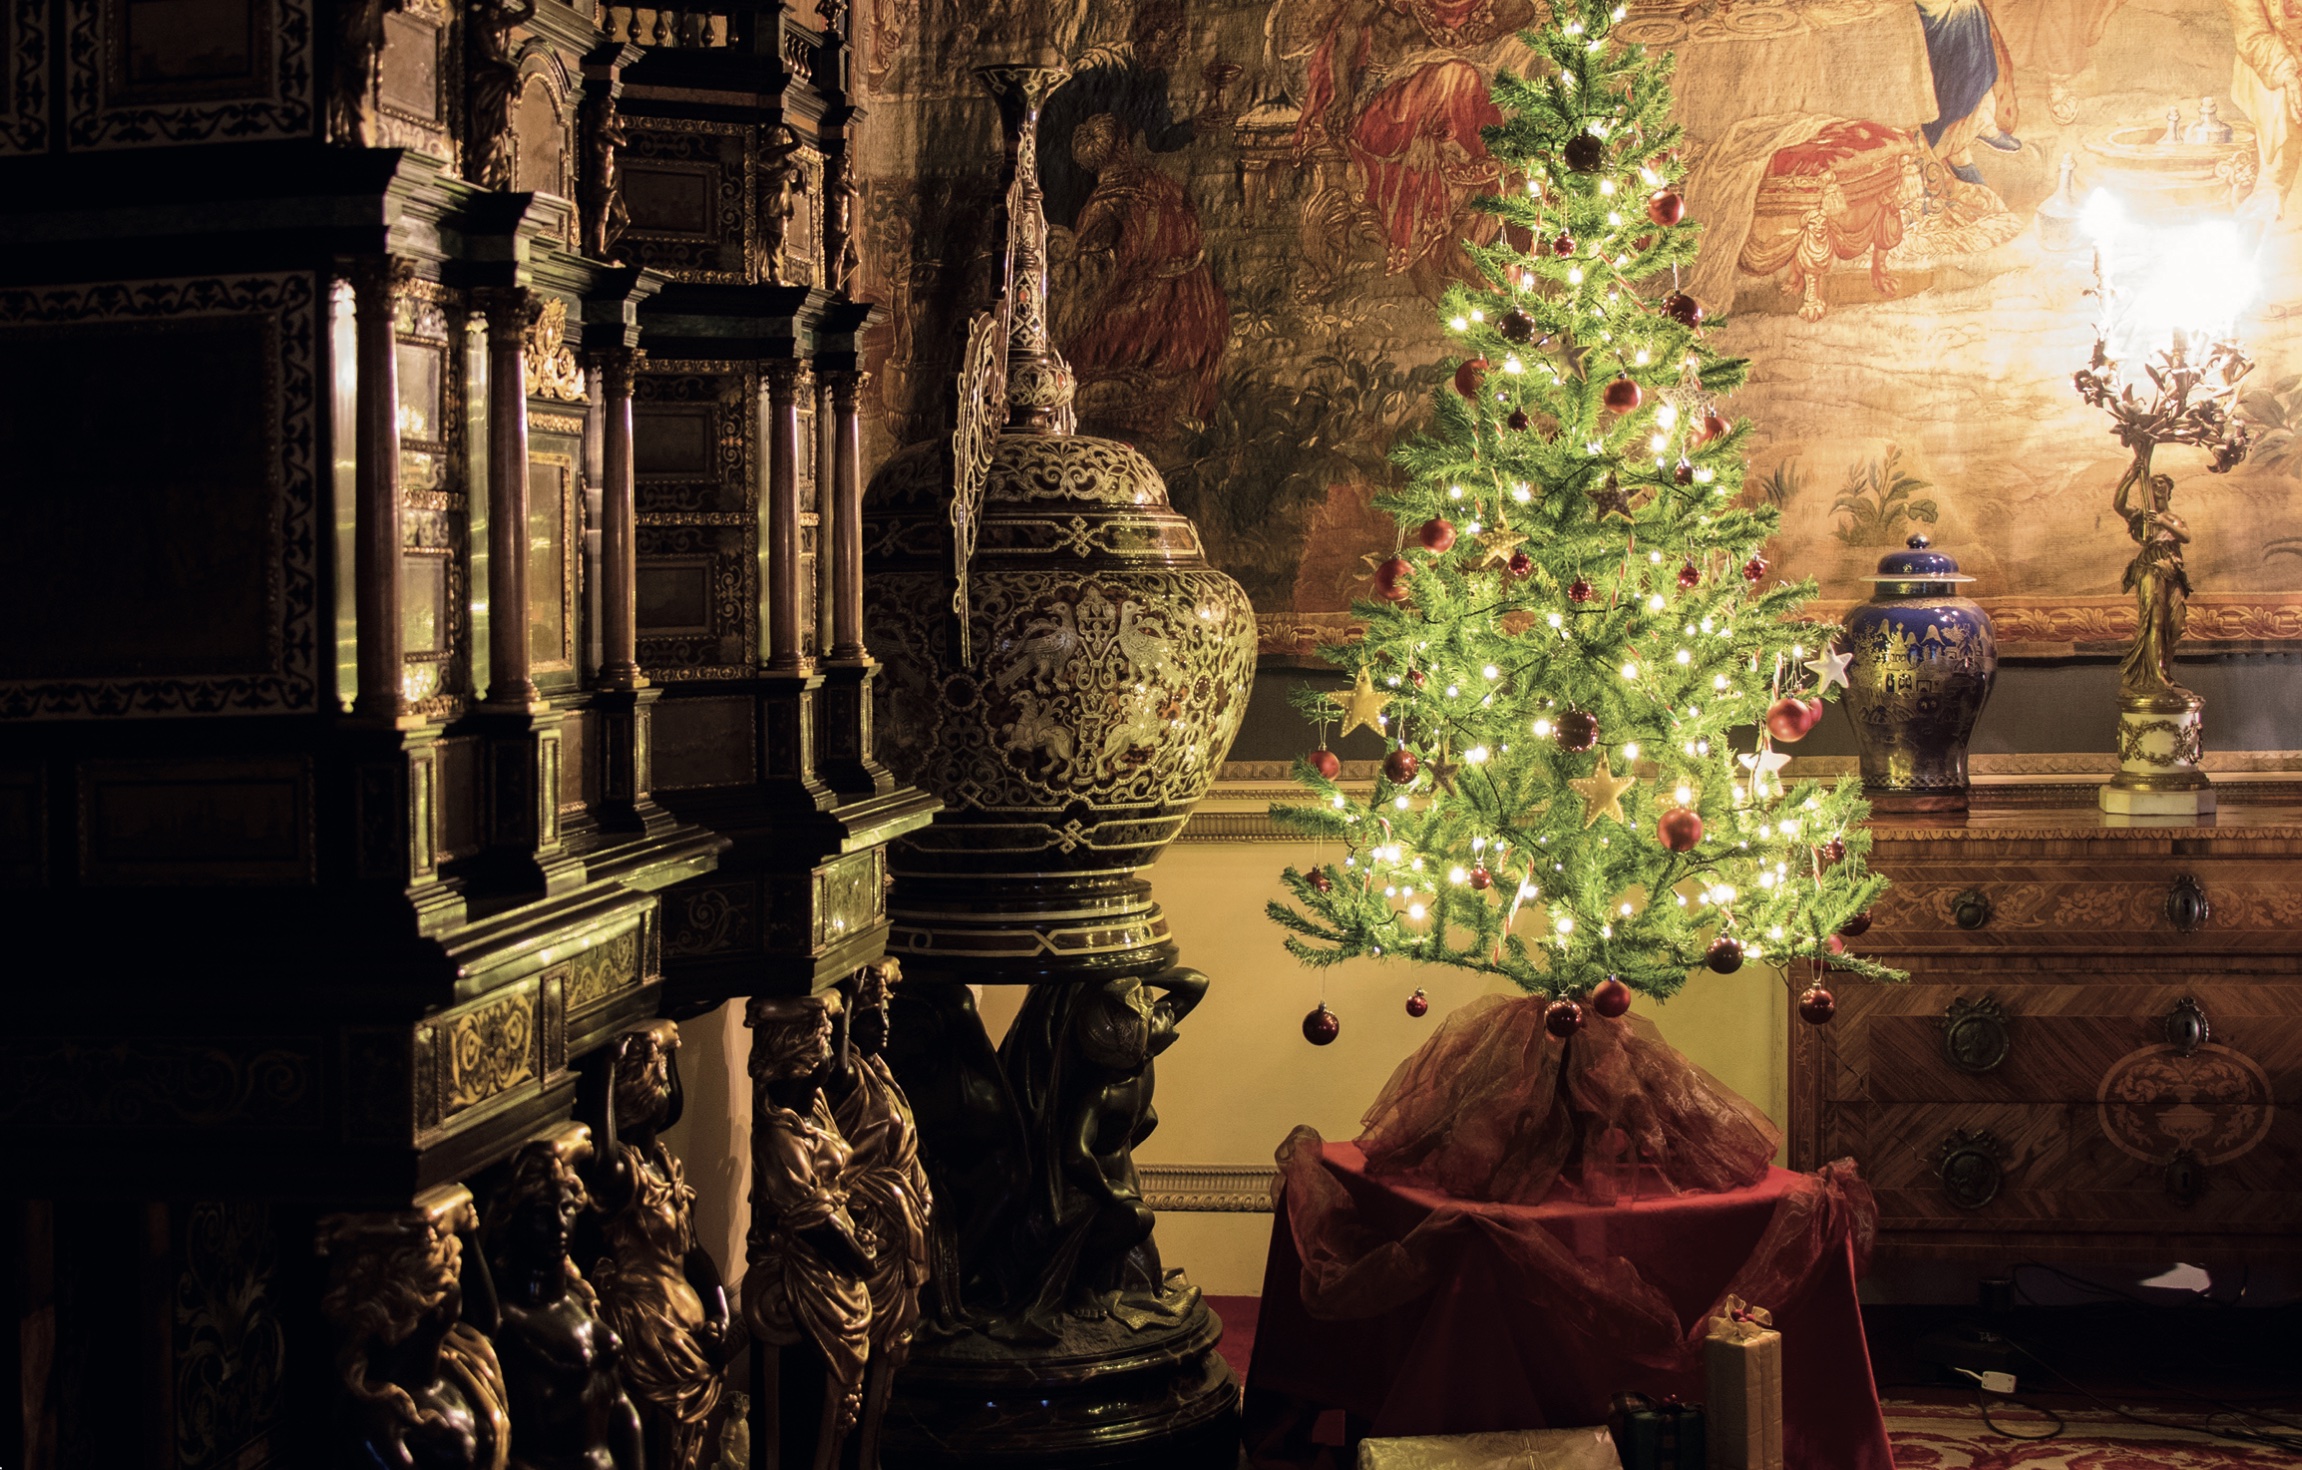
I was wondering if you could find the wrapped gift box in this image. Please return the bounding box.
[1608,1394,1706,1470]
[1703,1297,1783,1470]
[1357,1425,1624,1469]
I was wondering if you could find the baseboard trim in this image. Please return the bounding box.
[1140,1162,1277,1213]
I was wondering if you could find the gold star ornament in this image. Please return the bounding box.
[1469,524,1528,570]
[1568,753,1637,827]
[1328,666,1392,739]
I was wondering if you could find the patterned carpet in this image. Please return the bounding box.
[1882,1401,2302,1468]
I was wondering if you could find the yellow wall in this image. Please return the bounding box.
[665,788,1794,1299]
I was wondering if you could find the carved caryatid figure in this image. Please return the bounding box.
[830,962,934,1469]
[760,126,809,286]
[744,994,873,1470]
[486,1126,645,1470]
[587,1022,733,1470]
[468,0,538,192]
[318,1184,511,1470]
[2116,469,2194,699]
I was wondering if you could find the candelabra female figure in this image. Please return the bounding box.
[587,1021,734,1470]
[831,962,934,1470]
[487,1126,646,1470]
[744,993,873,1470]
[2114,467,2193,699]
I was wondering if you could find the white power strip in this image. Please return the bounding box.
[1953,1367,2019,1395]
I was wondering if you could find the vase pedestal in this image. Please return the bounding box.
[2101,690,2214,819]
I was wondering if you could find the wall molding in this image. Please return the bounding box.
[1140,1162,1276,1213]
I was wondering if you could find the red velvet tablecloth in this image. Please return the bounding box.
[1244,1143,1892,1469]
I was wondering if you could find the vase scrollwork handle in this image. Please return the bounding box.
[2164,874,2211,933]
[1951,888,1993,931]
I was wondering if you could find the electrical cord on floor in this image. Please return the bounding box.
[1992,1327,2302,1456]
[1948,1371,2065,1442]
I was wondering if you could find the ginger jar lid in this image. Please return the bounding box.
[1863,534,1974,584]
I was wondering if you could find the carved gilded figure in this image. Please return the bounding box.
[761,127,809,286]
[830,963,934,1469]
[468,0,538,192]
[580,85,631,262]
[586,1022,733,1470]
[744,993,873,1470]
[485,1126,646,1470]
[318,1185,511,1470]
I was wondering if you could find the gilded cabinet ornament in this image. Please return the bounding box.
[466,0,537,191]
[318,1184,511,1470]
[587,1022,734,1470]
[744,994,873,1470]
[830,962,934,1470]
[486,1126,645,1470]
[760,126,807,286]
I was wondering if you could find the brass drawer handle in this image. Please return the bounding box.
[1951,888,1993,930]
[2165,996,2210,1056]
[1937,1128,2006,1211]
[2165,875,2211,932]
[1941,996,2011,1073]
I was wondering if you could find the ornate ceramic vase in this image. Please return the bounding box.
[861,75,1256,983]
[1843,535,1997,812]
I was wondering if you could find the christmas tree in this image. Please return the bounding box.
[1269,0,1898,1033]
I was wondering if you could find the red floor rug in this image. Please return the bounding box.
[1881,1401,2302,1468]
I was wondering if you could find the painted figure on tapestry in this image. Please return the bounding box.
[1916,0,2023,183]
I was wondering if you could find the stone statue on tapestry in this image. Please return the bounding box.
[484,1125,646,1470]
[584,1020,736,1470]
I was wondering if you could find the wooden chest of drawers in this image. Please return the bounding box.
[1788,803,2302,1261]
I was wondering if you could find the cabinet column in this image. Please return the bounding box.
[597,346,645,692]
[765,360,807,674]
[477,287,540,710]
[351,257,414,721]
[827,369,866,663]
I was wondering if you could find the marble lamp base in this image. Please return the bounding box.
[2100,689,2215,817]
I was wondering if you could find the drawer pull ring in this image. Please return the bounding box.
[1951,889,1993,930]
[1937,1129,2006,1211]
[1941,996,2011,1073]
[2165,875,2211,933]
[2165,996,2210,1057]
[2165,1148,2207,1208]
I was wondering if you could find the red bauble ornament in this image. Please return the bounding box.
[1657,807,1704,852]
[1310,869,1333,894]
[1562,133,1606,173]
[1634,232,1656,253]
[1507,550,1534,578]
[1383,746,1420,785]
[1453,358,1488,398]
[1303,1002,1341,1045]
[1498,308,1537,344]
[1676,560,1701,590]
[1550,232,1577,258]
[1802,696,1825,730]
[1376,554,1414,601]
[1568,577,1595,603]
[1308,748,1341,779]
[1405,988,1430,1018]
[1507,409,1531,431]
[1664,291,1704,328]
[1646,188,1685,226]
[1798,986,1837,1025]
[1673,459,1695,486]
[1408,668,1427,688]
[1590,976,1633,1018]
[1840,910,1873,938]
[1765,696,1819,743]
[1417,517,1456,552]
[1825,933,1847,955]
[1469,864,1493,891]
[1553,709,1600,752]
[1818,837,1847,865]
[1706,935,1744,974]
[1742,555,1768,583]
[1602,377,1642,413]
[1698,409,1730,445]
[1544,998,1586,1038]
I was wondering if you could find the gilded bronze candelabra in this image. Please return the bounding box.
[2073,323,2252,813]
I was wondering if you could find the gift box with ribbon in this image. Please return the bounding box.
[1703,1296,1783,1470]
[1355,1425,1623,1469]
[1607,1393,1706,1470]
